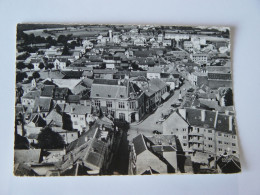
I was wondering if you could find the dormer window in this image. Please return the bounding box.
[96,94,99,97]
[120,95,124,98]
[108,95,111,97]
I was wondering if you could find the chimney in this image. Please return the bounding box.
[178,108,186,120]
[201,110,205,122]
[214,111,218,128]
[229,116,233,131]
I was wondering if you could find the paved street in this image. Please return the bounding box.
[128,80,192,141]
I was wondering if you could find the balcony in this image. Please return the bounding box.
[188,138,204,144]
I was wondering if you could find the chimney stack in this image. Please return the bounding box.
[229,116,233,131]
[214,111,218,129]
[201,110,206,122]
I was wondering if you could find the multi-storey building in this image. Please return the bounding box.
[90,79,145,123]
[163,108,239,159]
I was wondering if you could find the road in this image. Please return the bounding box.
[128,80,192,141]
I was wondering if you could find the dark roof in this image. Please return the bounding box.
[53,87,69,100]
[37,98,52,112]
[41,85,55,97]
[67,95,80,103]
[42,80,57,86]
[93,69,117,74]
[186,108,216,129]
[62,71,83,79]
[132,134,147,155]
[93,79,119,85]
[130,71,147,78]
[208,73,231,80]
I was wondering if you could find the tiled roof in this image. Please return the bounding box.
[52,79,82,90]
[67,95,80,103]
[14,149,41,164]
[37,97,52,112]
[91,81,128,99]
[62,71,83,79]
[53,87,69,100]
[23,90,41,99]
[64,104,91,115]
[41,85,55,97]
[208,73,231,80]
[133,134,147,155]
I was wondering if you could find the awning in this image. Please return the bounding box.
[161,92,170,100]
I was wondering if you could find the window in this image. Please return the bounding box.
[232,135,236,139]
[183,136,187,139]
[129,101,136,109]
[119,113,125,120]
[208,137,213,141]
[218,148,222,151]
[232,151,237,154]
[95,100,100,107]
[118,102,125,109]
[218,141,222,144]
[232,143,236,146]
[218,132,222,136]
[74,121,78,125]
[183,128,186,131]
[183,143,187,146]
[224,142,229,145]
[106,101,112,108]
[208,130,212,133]
[80,117,84,121]
[224,134,229,138]
[208,144,213,148]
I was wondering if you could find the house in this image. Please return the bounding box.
[191,53,208,64]
[30,58,43,70]
[163,108,240,160]
[147,67,162,79]
[53,87,70,104]
[21,90,41,107]
[129,134,176,175]
[93,69,117,79]
[14,149,42,164]
[24,113,46,136]
[64,104,92,134]
[54,58,67,70]
[207,72,232,89]
[34,97,52,117]
[57,121,118,175]
[90,79,145,123]
[140,78,168,113]
[45,109,63,127]
[40,85,55,99]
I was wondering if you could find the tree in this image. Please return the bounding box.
[14,134,29,149]
[39,62,45,69]
[27,63,34,70]
[223,88,233,106]
[16,72,27,83]
[16,62,26,70]
[62,44,70,55]
[37,127,65,149]
[46,63,54,70]
[32,71,40,79]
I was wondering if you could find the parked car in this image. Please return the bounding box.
[171,103,181,107]
[187,88,194,92]
[153,130,162,134]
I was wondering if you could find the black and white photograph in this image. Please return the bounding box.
[14,24,241,176]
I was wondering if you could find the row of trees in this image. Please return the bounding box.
[15,127,65,149]
[16,62,55,71]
